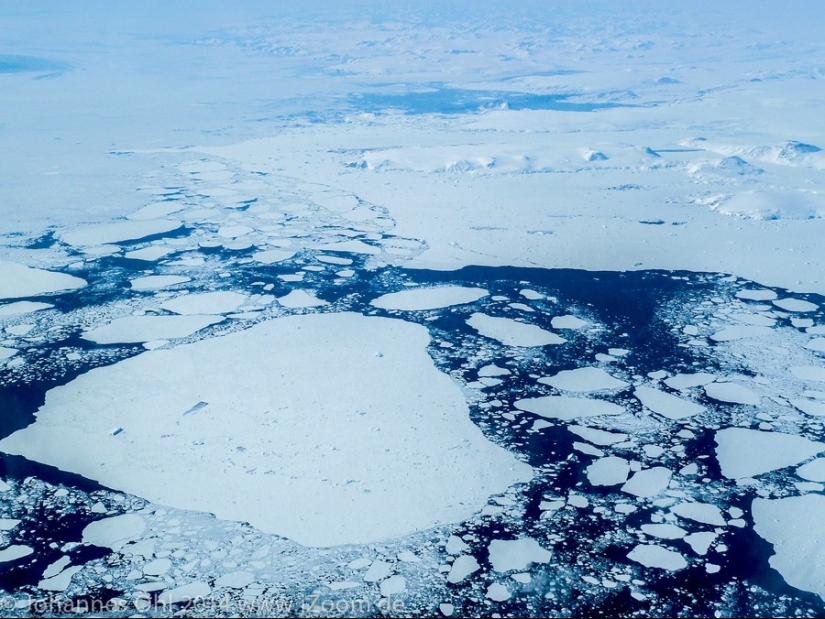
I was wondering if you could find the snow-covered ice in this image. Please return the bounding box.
[634,386,705,420]
[514,396,624,421]
[627,545,687,571]
[81,315,224,344]
[0,261,86,300]
[466,313,566,347]
[539,367,627,392]
[370,286,487,311]
[487,537,552,572]
[715,428,825,478]
[704,382,760,405]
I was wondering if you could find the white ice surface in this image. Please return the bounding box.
[487,537,552,572]
[586,457,630,486]
[0,347,18,361]
[60,219,182,246]
[81,315,224,344]
[634,386,705,420]
[159,291,247,315]
[124,246,174,261]
[710,326,773,342]
[753,495,825,600]
[129,275,191,291]
[276,289,328,308]
[797,459,825,482]
[621,467,673,498]
[370,286,487,311]
[0,301,53,316]
[627,545,687,571]
[773,298,818,313]
[81,514,146,551]
[0,261,86,300]
[806,339,825,353]
[252,249,296,265]
[641,524,687,540]
[792,399,825,416]
[670,502,726,526]
[790,366,825,382]
[0,545,33,563]
[466,313,566,347]
[1,313,532,547]
[715,428,825,479]
[447,555,480,584]
[704,382,760,405]
[567,426,628,446]
[550,315,588,330]
[539,367,627,392]
[663,373,716,390]
[514,396,624,421]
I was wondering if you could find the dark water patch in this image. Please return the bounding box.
[24,231,58,250]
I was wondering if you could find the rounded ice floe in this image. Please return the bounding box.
[81,315,224,344]
[487,537,552,572]
[586,457,630,486]
[59,219,182,247]
[684,532,717,556]
[736,289,777,301]
[466,313,566,347]
[0,260,86,300]
[752,495,825,599]
[0,313,532,547]
[790,366,825,383]
[627,544,686,571]
[447,555,480,584]
[81,514,145,550]
[380,575,407,597]
[551,315,589,330]
[276,289,328,308]
[640,524,687,540]
[567,425,628,446]
[129,275,191,291]
[634,386,705,420]
[731,313,777,327]
[773,298,818,313]
[805,338,825,353]
[710,325,773,342]
[797,459,825,482]
[478,363,511,377]
[714,428,825,478]
[0,545,33,564]
[539,367,627,392]
[0,301,53,316]
[791,399,825,416]
[514,396,624,421]
[519,289,543,301]
[160,291,248,315]
[621,467,672,498]
[663,372,716,390]
[670,502,726,526]
[486,583,511,602]
[215,571,255,589]
[703,382,760,405]
[370,286,488,311]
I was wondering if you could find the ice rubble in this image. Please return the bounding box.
[0,313,532,547]
[370,286,488,311]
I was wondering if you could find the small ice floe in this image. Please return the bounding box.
[81,315,224,344]
[684,532,717,556]
[710,326,773,342]
[129,275,191,291]
[790,399,825,416]
[731,313,776,327]
[520,289,544,300]
[663,372,716,390]
[0,260,86,300]
[60,219,182,247]
[160,291,247,315]
[736,289,777,301]
[627,544,687,571]
[124,246,174,261]
[568,425,628,446]
[514,396,624,420]
[487,537,552,572]
[466,313,566,347]
[586,457,630,486]
[0,519,20,531]
[805,338,825,353]
[715,428,825,478]
[704,382,760,405]
[371,286,487,310]
[634,386,705,420]
[551,315,589,330]
[156,581,211,606]
[539,367,627,392]
[486,582,511,601]
[641,524,687,540]
[215,571,254,588]
[621,467,672,498]
[276,289,328,308]
[317,254,353,266]
[252,249,296,265]
[81,514,145,550]
[447,555,480,584]
[773,298,818,313]
[0,545,33,563]
[0,347,18,361]
[478,364,511,377]
[797,459,825,482]
[0,301,53,316]
[790,366,825,382]
[670,502,726,526]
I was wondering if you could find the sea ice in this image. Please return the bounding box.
[81,315,224,344]
[447,555,480,584]
[773,298,818,312]
[276,289,328,308]
[805,339,825,353]
[791,366,825,382]
[252,249,296,264]
[514,396,624,420]
[736,289,777,301]
[0,301,53,316]
[627,545,687,571]
[797,459,825,482]
[704,382,760,405]
[789,399,825,416]
[715,428,825,478]
[487,537,552,572]
[663,373,716,390]
[486,583,511,602]
[466,313,566,347]
[634,386,705,420]
[670,502,726,526]
[0,545,33,563]
[640,524,687,540]
[81,514,146,550]
[0,313,532,547]
[567,426,629,446]
[586,457,630,486]
[60,219,182,246]
[129,275,191,291]
[539,367,627,392]
[160,291,247,315]
[709,326,773,342]
[124,246,174,261]
[551,315,588,330]
[0,261,86,300]
[370,286,487,311]
[621,467,672,498]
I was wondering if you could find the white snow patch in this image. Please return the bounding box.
[371,286,487,311]
[81,315,224,344]
[627,545,687,571]
[488,537,552,572]
[466,313,566,347]
[0,261,86,300]
[634,386,705,420]
[0,313,532,547]
[514,396,624,420]
[539,367,627,392]
[715,428,825,478]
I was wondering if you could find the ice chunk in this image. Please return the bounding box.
[488,537,552,572]
[621,467,672,498]
[671,502,726,526]
[124,246,174,261]
[634,386,705,419]
[797,459,825,482]
[710,326,773,342]
[60,219,182,246]
[380,575,406,596]
[81,514,145,550]
[371,286,487,310]
[0,261,86,300]
[0,301,53,316]
[791,366,825,382]
[39,565,82,592]
[790,399,825,416]
[160,291,247,315]
[773,298,818,313]
[806,339,825,353]
[753,495,825,599]
[704,382,760,405]
[486,582,511,601]
[627,545,687,571]
[466,313,566,347]
[520,289,543,300]
[277,289,328,308]
[567,426,628,446]
[478,364,511,377]
[0,313,532,547]
[129,275,190,291]
[144,558,173,576]
[363,560,393,582]
[736,289,777,301]
[81,315,224,344]
[447,555,480,584]
[539,367,627,392]
[0,545,33,563]
[0,347,17,361]
[551,315,588,330]
[684,532,717,555]
[586,457,630,486]
[664,373,716,390]
[514,396,624,420]
[252,249,296,264]
[156,581,211,606]
[317,255,353,266]
[731,313,776,327]
[641,524,687,539]
[715,428,825,478]
[0,519,20,531]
